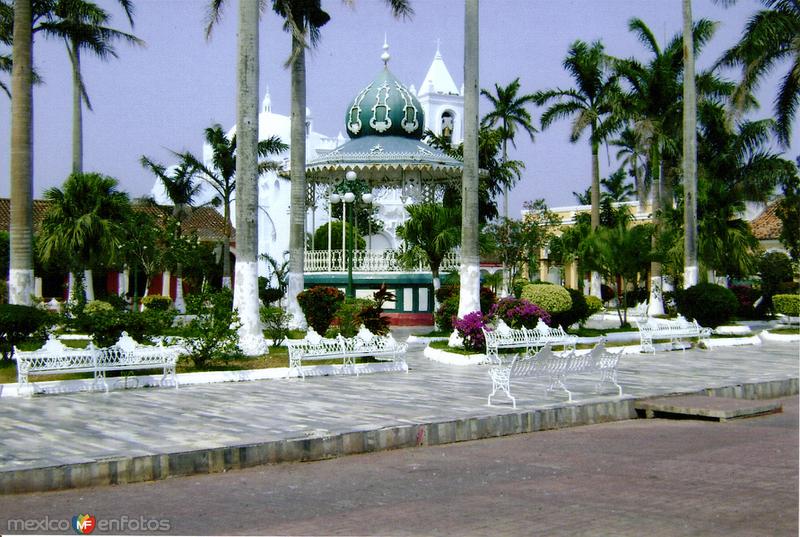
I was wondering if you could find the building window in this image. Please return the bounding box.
[440,110,454,144]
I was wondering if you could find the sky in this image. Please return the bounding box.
[0,0,797,216]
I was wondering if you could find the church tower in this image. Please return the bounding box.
[415,42,464,145]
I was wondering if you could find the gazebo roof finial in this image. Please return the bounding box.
[381,34,390,67]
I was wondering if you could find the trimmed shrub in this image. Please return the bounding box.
[141,295,172,311]
[773,294,800,317]
[435,295,459,332]
[585,295,603,316]
[334,298,374,337]
[676,283,738,328]
[0,304,52,359]
[83,300,114,315]
[297,286,345,335]
[453,311,488,352]
[550,288,590,329]
[489,297,550,329]
[521,284,572,314]
[260,306,291,346]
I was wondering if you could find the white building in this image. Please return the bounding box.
[151,47,464,280]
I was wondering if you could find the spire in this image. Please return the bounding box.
[418,42,459,97]
[262,85,271,113]
[381,34,390,67]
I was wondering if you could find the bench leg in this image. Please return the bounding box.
[93,370,109,393]
[487,377,515,409]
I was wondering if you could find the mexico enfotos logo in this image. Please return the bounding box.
[6,513,171,534]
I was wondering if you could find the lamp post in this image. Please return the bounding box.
[343,170,358,297]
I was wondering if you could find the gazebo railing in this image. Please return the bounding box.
[304,249,460,273]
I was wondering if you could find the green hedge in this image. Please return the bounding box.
[0,304,52,359]
[521,284,572,314]
[676,283,738,328]
[773,294,800,317]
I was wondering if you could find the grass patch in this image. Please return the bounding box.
[428,340,483,355]
[568,327,637,337]
[414,329,450,337]
[769,327,800,335]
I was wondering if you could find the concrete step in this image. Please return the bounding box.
[635,395,782,422]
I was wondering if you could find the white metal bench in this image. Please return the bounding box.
[483,319,578,364]
[13,332,183,395]
[634,316,712,354]
[285,325,408,379]
[487,341,623,408]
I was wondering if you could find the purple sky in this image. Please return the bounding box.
[1,0,797,215]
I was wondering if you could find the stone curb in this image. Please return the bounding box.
[1,377,796,495]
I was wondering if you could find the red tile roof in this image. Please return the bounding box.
[0,199,234,242]
[750,200,783,240]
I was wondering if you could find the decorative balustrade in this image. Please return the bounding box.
[304,249,460,273]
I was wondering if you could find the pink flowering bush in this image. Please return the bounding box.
[453,311,488,352]
[489,297,551,329]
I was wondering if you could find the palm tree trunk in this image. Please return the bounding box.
[222,205,232,288]
[589,133,602,299]
[682,0,699,288]
[287,35,308,329]
[232,0,268,355]
[501,135,509,297]
[69,40,83,174]
[647,149,665,316]
[635,153,646,214]
[457,0,481,319]
[9,0,34,306]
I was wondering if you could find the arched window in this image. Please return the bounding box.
[440,110,454,144]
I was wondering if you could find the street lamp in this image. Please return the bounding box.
[343,170,357,298]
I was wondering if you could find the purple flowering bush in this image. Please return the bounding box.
[489,297,551,329]
[453,311,488,352]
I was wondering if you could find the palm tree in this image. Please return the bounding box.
[601,168,635,202]
[615,16,716,314]
[396,203,461,309]
[38,172,131,302]
[534,39,621,298]
[178,124,286,289]
[481,78,537,220]
[609,127,647,213]
[459,0,481,318]
[273,0,411,329]
[683,0,699,288]
[8,0,34,305]
[716,0,799,146]
[272,0,329,330]
[140,156,202,312]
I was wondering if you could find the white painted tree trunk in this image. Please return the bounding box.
[233,0,268,356]
[83,269,94,301]
[590,271,602,299]
[161,271,171,298]
[647,276,665,316]
[286,272,307,330]
[174,278,186,313]
[458,0,481,319]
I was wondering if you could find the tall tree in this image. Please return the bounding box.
[38,172,131,301]
[458,0,480,318]
[274,0,411,329]
[178,124,286,289]
[273,0,329,330]
[615,16,716,314]
[8,0,34,305]
[140,157,202,312]
[534,39,621,298]
[481,78,537,220]
[609,127,647,212]
[716,0,799,146]
[37,0,142,173]
[683,0,699,288]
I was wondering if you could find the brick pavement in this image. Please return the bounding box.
[0,337,796,491]
[1,395,796,536]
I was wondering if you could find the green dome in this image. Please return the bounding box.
[344,67,425,140]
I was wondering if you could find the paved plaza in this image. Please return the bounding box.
[0,333,797,493]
